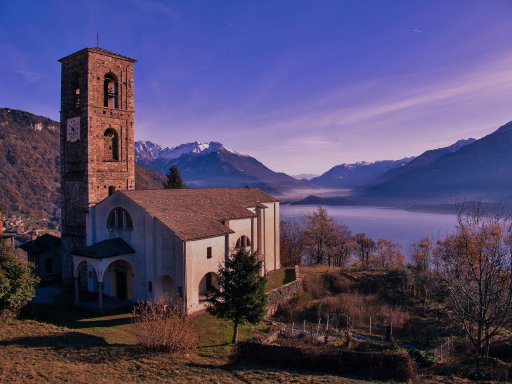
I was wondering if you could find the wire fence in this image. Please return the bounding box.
[433,337,453,362]
[276,313,400,344]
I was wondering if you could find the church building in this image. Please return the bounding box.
[59,48,280,313]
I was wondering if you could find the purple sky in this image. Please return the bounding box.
[1,1,512,174]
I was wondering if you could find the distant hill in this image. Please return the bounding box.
[0,108,163,219]
[365,138,476,187]
[135,140,314,196]
[357,125,511,205]
[310,158,414,188]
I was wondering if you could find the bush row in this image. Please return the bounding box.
[237,341,414,381]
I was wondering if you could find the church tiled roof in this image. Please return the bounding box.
[74,238,135,259]
[120,188,278,241]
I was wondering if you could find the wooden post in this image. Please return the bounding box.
[369,316,372,336]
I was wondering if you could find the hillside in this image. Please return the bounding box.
[358,124,512,204]
[310,158,414,188]
[0,108,163,219]
[135,140,314,196]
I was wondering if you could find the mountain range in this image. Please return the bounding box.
[356,126,511,205]
[2,107,512,219]
[135,140,313,196]
[310,158,415,188]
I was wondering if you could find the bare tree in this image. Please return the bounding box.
[353,233,376,270]
[433,204,512,357]
[411,236,431,272]
[301,207,343,265]
[333,223,353,268]
[375,238,405,269]
[410,236,432,303]
[280,219,302,266]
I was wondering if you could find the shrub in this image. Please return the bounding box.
[237,341,415,381]
[408,349,433,368]
[490,342,512,362]
[132,296,198,353]
[314,292,411,334]
[456,357,509,381]
[0,240,39,318]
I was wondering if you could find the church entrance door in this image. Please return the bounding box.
[116,271,127,299]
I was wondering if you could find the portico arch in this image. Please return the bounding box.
[198,272,219,302]
[103,259,134,300]
[72,258,99,305]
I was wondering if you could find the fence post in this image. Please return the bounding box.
[291,321,294,336]
[369,316,372,336]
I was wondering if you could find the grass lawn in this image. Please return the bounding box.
[0,288,379,384]
[264,267,295,292]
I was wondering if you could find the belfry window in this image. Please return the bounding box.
[104,128,119,161]
[107,207,133,229]
[71,72,80,109]
[103,73,118,108]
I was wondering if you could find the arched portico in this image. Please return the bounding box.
[72,238,135,312]
[103,259,134,300]
[198,272,219,303]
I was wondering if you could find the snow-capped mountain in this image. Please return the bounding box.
[134,140,313,196]
[135,141,244,163]
[310,158,414,188]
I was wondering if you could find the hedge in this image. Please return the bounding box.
[237,341,414,381]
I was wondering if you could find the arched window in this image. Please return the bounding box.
[104,128,119,161]
[71,72,80,109]
[107,207,133,229]
[236,235,251,249]
[103,73,118,108]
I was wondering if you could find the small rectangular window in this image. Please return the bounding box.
[207,247,212,259]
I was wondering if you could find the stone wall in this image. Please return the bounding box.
[265,265,302,316]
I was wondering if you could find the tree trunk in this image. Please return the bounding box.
[232,319,239,344]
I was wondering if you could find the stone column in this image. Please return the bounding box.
[98,282,103,313]
[74,277,80,305]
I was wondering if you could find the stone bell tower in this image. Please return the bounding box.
[59,48,136,282]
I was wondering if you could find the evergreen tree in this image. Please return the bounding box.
[207,249,266,344]
[0,240,39,317]
[163,165,185,189]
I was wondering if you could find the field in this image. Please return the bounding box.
[0,284,380,384]
[0,268,506,383]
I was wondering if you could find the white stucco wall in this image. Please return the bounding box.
[86,193,185,302]
[185,235,226,312]
[82,193,281,314]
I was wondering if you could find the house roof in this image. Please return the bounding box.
[119,188,278,241]
[19,233,61,254]
[74,238,135,259]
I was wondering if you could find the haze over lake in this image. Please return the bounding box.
[280,205,458,257]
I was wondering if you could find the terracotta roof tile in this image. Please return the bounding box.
[120,188,278,241]
[74,238,135,259]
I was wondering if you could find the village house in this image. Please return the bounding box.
[58,47,280,313]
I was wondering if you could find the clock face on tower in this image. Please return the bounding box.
[66,117,80,142]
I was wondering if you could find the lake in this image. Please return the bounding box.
[280,204,458,256]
